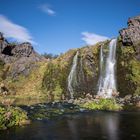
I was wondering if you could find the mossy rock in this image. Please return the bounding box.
[117,37,140,96]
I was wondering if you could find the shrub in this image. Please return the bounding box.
[0,106,29,130]
[80,98,122,111]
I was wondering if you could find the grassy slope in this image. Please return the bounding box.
[0,62,48,105]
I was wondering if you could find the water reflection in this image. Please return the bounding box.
[100,114,119,140]
[0,112,140,140]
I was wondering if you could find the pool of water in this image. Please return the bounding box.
[0,111,140,140]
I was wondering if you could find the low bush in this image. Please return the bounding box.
[80,98,122,111]
[0,106,29,130]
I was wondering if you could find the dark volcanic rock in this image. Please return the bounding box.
[119,15,140,46]
[11,42,34,57]
[0,32,44,78]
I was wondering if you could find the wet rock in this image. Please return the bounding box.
[124,94,132,101]
[68,99,74,104]
[85,93,93,100]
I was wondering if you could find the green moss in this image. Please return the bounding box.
[80,99,122,111]
[42,50,76,101]
[53,84,63,101]
[117,39,137,96]
[129,60,140,95]
[0,106,29,130]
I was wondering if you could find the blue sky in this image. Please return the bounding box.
[0,0,140,54]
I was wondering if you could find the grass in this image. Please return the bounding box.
[0,62,48,106]
[79,98,122,111]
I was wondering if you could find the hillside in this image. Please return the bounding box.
[0,15,140,106]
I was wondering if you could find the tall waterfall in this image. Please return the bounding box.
[68,51,79,99]
[98,45,104,93]
[98,39,117,98]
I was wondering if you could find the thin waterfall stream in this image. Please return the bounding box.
[98,39,117,98]
[68,51,79,99]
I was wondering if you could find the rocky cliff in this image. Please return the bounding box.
[118,15,140,96]
[0,32,46,101]
[119,15,140,60]
[0,32,43,78]
[42,41,111,100]
[119,15,140,46]
[42,15,140,100]
[0,15,140,103]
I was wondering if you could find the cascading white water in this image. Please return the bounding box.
[68,51,79,99]
[98,39,117,98]
[98,45,104,93]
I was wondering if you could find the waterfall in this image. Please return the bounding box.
[98,39,117,98]
[68,51,79,99]
[98,45,104,93]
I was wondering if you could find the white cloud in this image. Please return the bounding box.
[81,32,109,45]
[0,15,35,44]
[39,4,55,16]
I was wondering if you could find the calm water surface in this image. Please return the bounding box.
[0,111,140,140]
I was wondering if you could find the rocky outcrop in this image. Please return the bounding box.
[119,15,140,46]
[11,42,34,57]
[0,32,44,78]
[118,15,140,97]
[119,15,140,60]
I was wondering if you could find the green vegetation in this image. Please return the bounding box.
[129,60,140,95]
[0,62,48,106]
[79,98,122,111]
[42,49,76,101]
[117,38,140,96]
[0,106,29,130]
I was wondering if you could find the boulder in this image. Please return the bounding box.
[11,42,34,57]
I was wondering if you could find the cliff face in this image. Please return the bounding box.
[119,15,140,60]
[42,41,112,100]
[118,15,140,96]
[1,15,140,102]
[0,32,47,103]
[0,32,43,78]
[119,15,140,46]
[42,15,140,100]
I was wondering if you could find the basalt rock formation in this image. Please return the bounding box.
[0,32,43,78]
